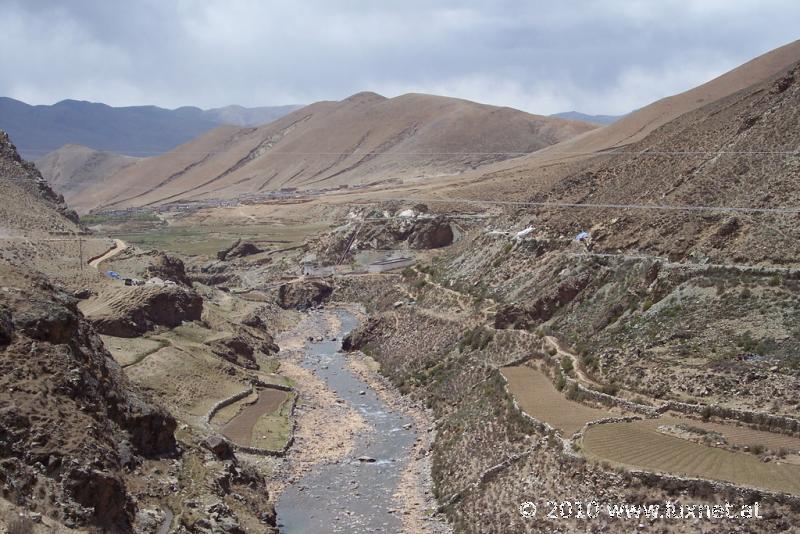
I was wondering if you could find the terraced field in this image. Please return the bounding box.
[643,415,800,452]
[220,388,293,449]
[582,421,800,495]
[500,365,612,435]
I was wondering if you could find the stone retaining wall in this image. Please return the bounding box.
[499,363,800,504]
[205,380,298,457]
[659,400,800,436]
[566,378,659,416]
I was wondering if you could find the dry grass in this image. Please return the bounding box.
[101,334,167,367]
[582,420,800,494]
[500,365,611,435]
[250,391,296,450]
[123,343,247,417]
[112,221,330,258]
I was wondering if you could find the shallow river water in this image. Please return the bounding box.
[276,309,416,533]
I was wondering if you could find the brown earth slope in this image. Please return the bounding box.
[35,144,140,201]
[74,92,597,212]
[408,38,800,203]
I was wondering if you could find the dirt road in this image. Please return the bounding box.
[89,238,127,268]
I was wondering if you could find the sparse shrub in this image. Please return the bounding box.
[661,304,683,318]
[600,382,620,396]
[560,355,574,375]
[769,275,781,287]
[458,326,494,352]
[554,369,566,391]
[700,405,713,422]
[642,298,653,311]
[749,443,766,455]
[740,287,752,299]
[413,278,427,290]
[564,382,583,401]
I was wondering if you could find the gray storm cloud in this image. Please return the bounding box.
[1,0,798,114]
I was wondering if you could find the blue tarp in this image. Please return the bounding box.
[575,231,590,241]
[106,271,121,279]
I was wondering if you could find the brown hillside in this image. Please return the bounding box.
[530,59,800,265]
[36,144,140,200]
[424,39,800,201]
[74,93,597,212]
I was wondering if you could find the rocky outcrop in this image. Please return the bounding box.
[207,333,278,370]
[494,274,592,329]
[357,216,454,250]
[12,299,79,344]
[145,252,192,287]
[341,316,384,352]
[0,130,81,229]
[83,285,203,337]
[202,435,235,460]
[277,280,333,310]
[191,261,238,286]
[0,268,176,531]
[408,217,454,249]
[241,311,266,329]
[313,215,455,263]
[217,239,263,261]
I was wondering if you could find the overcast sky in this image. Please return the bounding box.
[1,0,798,115]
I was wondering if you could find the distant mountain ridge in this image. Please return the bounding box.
[550,111,623,125]
[0,97,302,158]
[66,91,598,212]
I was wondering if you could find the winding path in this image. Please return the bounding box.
[89,238,128,269]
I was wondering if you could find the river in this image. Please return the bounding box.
[276,309,417,533]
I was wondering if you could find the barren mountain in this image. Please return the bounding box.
[0,97,301,159]
[551,111,622,125]
[430,39,800,203]
[530,58,800,265]
[36,144,140,199]
[73,92,597,212]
